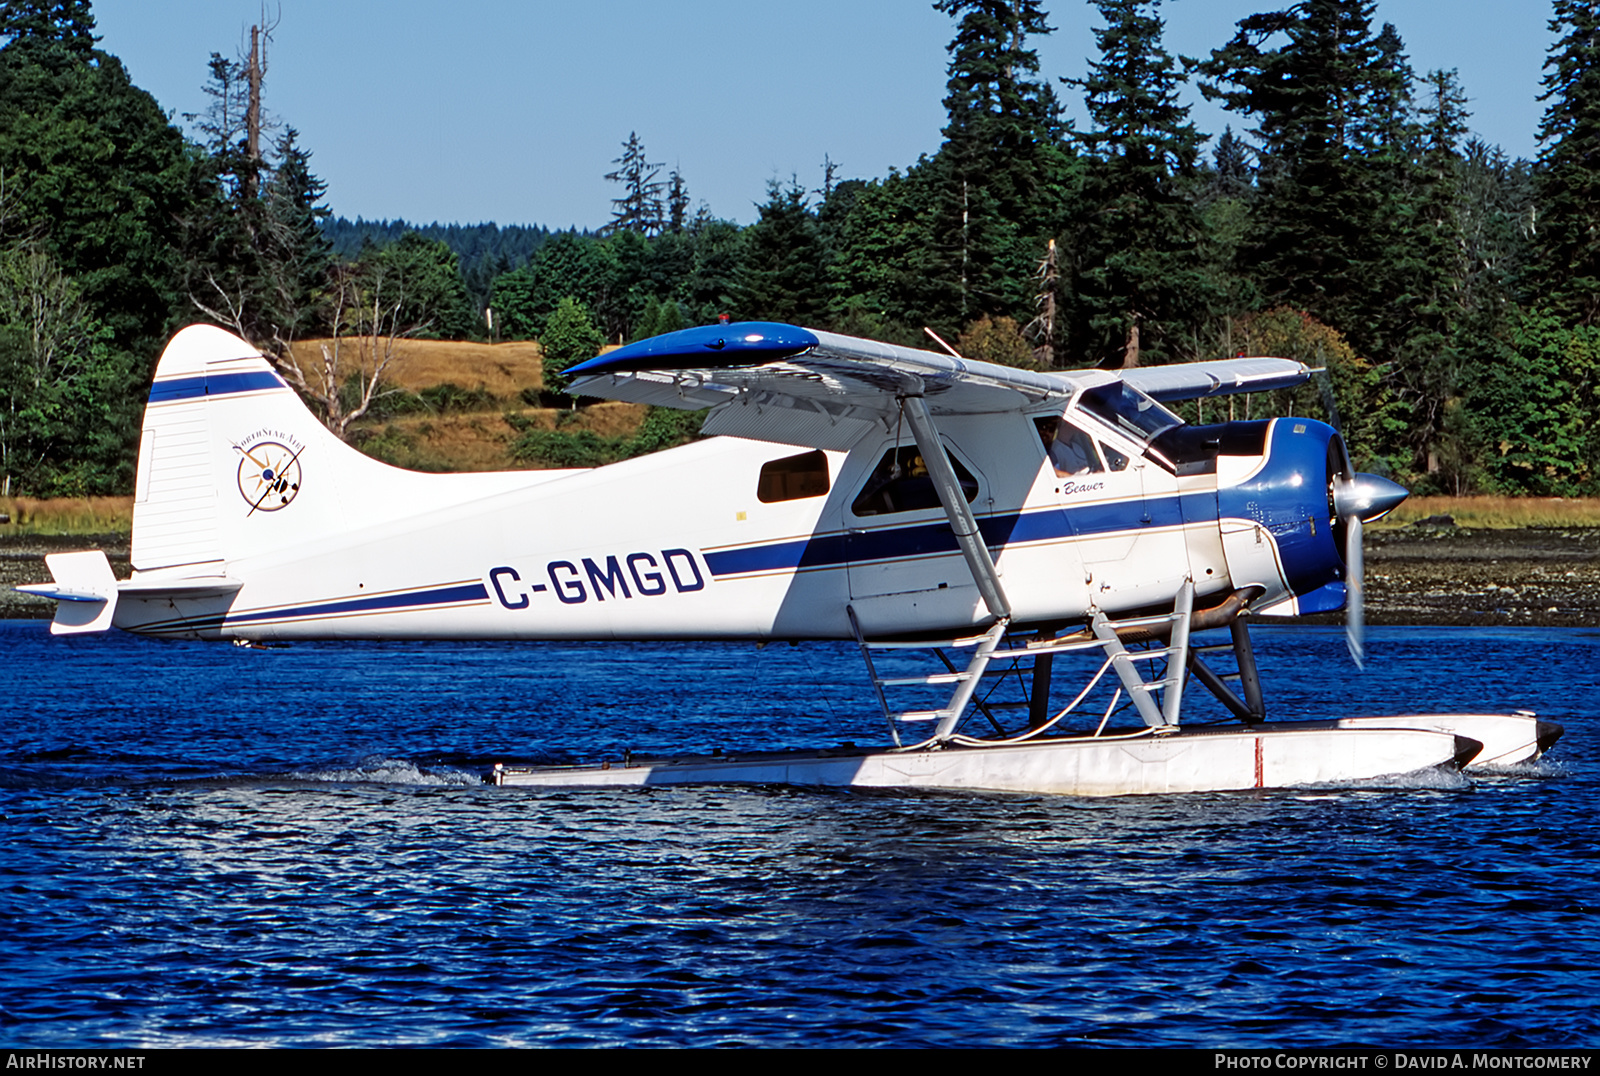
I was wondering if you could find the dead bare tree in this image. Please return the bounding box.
[1122,314,1142,369]
[189,271,252,341]
[182,10,286,347]
[241,11,278,198]
[1024,237,1058,368]
[271,261,419,441]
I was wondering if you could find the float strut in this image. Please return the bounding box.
[1028,651,1054,729]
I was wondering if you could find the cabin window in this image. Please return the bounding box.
[757,450,831,503]
[851,444,979,516]
[1102,443,1130,471]
[1035,417,1104,476]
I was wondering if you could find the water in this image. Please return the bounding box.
[1,620,1596,1048]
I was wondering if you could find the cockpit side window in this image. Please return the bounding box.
[1034,417,1104,476]
[757,450,831,503]
[851,444,979,517]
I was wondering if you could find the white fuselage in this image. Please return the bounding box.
[96,323,1326,644]
[114,403,1279,643]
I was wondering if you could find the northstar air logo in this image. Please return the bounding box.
[234,433,304,514]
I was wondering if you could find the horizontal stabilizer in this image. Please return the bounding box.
[120,576,242,600]
[17,550,119,635]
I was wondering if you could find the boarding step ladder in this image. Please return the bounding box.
[847,582,1197,747]
[847,606,1008,747]
[1084,581,1194,730]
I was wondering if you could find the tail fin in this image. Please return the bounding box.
[133,325,365,571]
[132,325,541,577]
[19,325,545,634]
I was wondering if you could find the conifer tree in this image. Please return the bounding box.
[1367,66,1474,483]
[260,127,332,347]
[826,168,936,343]
[0,0,97,63]
[682,216,743,325]
[730,179,827,325]
[666,168,690,235]
[604,132,665,237]
[1066,0,1211,367]
[1199,0,1393,354]
[928,0,1066,326]
[1459,139,1534,325]
[1205,126,1253,201]
[1528,0,1600,325]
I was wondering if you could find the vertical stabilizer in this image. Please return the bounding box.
[131,326,370,572]
[129,325,544,583]
[131,327,242,570]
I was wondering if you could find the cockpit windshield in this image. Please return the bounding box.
[1076,382,1182,445]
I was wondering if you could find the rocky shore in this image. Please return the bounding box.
[2,535,131,619]
[3,526,1598,626]
[1360,525,1600,627]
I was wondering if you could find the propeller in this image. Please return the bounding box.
[1329,444,1409,669]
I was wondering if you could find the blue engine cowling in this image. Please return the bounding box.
[1213,417,1350,613]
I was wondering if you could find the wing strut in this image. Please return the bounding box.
[898,395,1011,622]
[895,394,1014,744]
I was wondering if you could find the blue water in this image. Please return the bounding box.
[1,620,1596,1048]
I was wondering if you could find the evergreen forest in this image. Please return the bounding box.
[2,0,1598,498]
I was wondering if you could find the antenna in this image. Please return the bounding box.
[922,327,965,360]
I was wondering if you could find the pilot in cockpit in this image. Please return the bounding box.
[1035,417,1102,476]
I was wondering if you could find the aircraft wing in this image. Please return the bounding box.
[1121,357,1312,401]
[566,323,1310,451]
[566,323,1076,451]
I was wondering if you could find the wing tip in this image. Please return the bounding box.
[566,322,818,376]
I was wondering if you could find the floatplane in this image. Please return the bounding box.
[19,322,1561,796]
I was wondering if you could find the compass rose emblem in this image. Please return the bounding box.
[235,441,303,514]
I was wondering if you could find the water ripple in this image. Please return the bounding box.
[0,622,1595,1047]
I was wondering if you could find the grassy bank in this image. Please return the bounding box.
[1378,495,1600,529]
[287,338,546,396]
[2,496,133,535]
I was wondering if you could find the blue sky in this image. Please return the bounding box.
[91,0,1553,230]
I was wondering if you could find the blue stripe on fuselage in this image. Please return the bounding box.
[130,581,491,635]
[703,492,1209,578]
[222,581,491,625]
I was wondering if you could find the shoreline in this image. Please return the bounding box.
[3,527,1598,626]
[1357,525,1600,627]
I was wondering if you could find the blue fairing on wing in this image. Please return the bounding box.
[566,322,819,375]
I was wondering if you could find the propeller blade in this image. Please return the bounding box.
[1326,428,1397,670]
[1345,510,1364,670]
